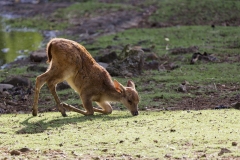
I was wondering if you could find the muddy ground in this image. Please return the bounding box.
[0,0,240,114]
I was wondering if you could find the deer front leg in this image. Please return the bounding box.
[61,96,94,116]
[94,101,112,114]
[47,82,67,117]
[80,96,94,115]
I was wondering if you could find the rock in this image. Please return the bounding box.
[102,149,108,152]
[170,46,199,55]
[106,45,144,77]
[98,62,109,69]
[0,84,14,92]
[169,62,179,70]
[1,48,9,53]
[1,76,31,87]
[145,53,158,61]
[0,108,5,113]
[232,142,238,146]
[57,82,70,90]
[144,60,160,70]
[0,103,7,110]
[190,52,217,64]
[10,150,21,156]
[231,102,240,109]
[97,51,117,63]
[164,154,172,158]
[218,148,231,156]
[178,83,187,93]
[6,100,18,106]
[30,50,47,62]
[0,91,10,98]
[19,147,30,152]
[214,105,229,109]
[18,0,40,4]
[27,65,47,72]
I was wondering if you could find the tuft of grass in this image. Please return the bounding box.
[0,110,239,159]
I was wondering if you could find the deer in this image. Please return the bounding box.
[32,38,139,117]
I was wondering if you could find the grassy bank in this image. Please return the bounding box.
[0,110,239,159]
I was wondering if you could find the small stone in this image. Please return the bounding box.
[231,102,240,110]
[98,62,109,69]
[232,142,238,146]
[56,82,70,90]
[27,65,47,72]
[0,84,14,92]
[102,149,108,152]
[119,140,124,143]
[10,150,21,155]
[1,76,31,87]
[218,148,231,156]
[178,84,187,92]
[19,147,30,152]
[164,154,171,158]
[97,51,117,63]
[30,50,47,62]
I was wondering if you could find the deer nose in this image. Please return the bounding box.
[131,111,139,116]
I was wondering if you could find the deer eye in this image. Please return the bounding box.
[128,100,132,105]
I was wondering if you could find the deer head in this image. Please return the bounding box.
[114,80,139,116]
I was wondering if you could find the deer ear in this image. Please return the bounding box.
[114,79,125,93]
[127,80,135,89]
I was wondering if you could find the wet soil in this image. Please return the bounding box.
[0,1,71,18]
[0,0,240,115]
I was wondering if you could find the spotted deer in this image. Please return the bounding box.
[32,38,139,117]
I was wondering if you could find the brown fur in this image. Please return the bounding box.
[32,38,139,117]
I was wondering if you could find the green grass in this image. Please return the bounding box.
[148,0,240,25]
[5,0,136,31]
[0,110,239,159]
[87,26,240,55]
[82,26,240,109]
[2,26,239,110]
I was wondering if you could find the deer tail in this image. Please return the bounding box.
[46,40,53,63]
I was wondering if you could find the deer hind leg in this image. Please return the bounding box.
[94,101,113,115]
[32,73,49,116]
[32,69,67,117]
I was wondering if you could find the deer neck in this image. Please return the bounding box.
[103,85,122,102]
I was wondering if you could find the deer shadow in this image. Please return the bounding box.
[16,112,134,134]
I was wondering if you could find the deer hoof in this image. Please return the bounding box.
[32,110,38,116]
[131,111,139,116]
[61,112,68,117]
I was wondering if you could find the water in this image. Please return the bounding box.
[0,17,43,67]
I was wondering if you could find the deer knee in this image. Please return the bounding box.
[85,110,94,116]
[104,108,112,114]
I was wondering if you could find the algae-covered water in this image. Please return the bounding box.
[0,17,43,67]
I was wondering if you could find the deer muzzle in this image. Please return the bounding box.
[131,111,139,116]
